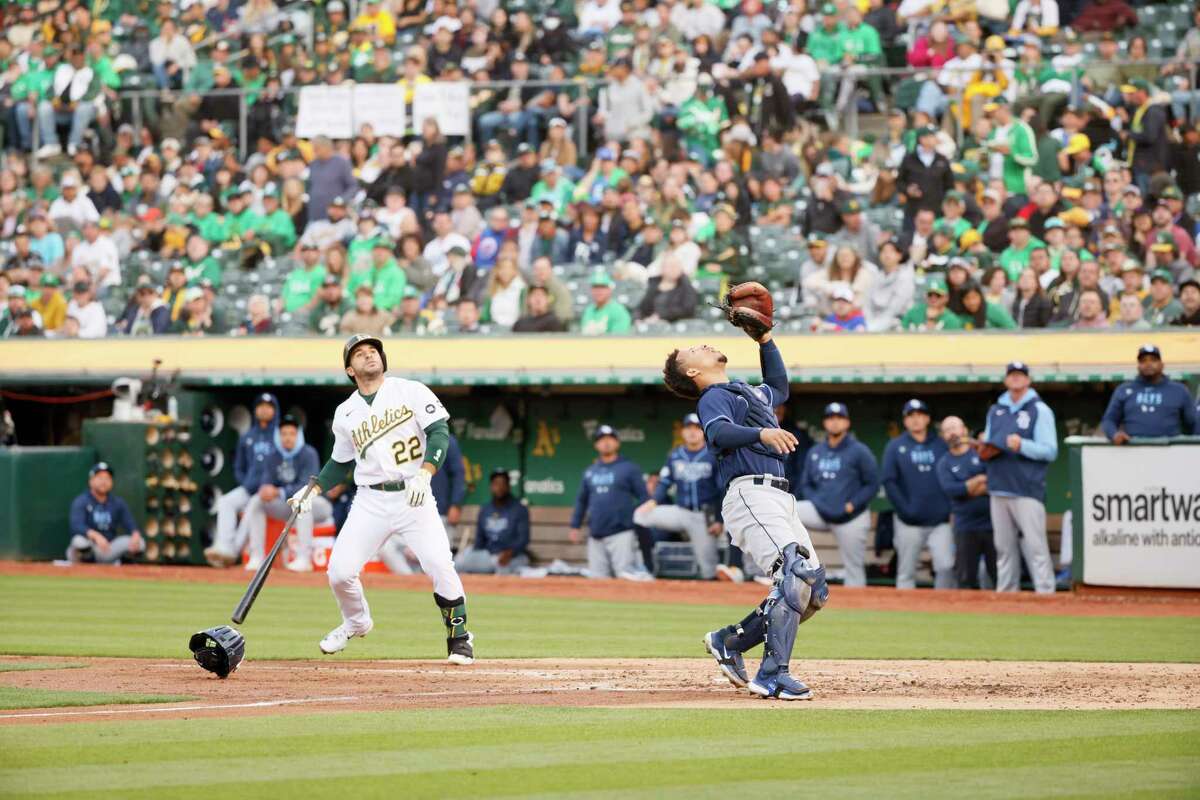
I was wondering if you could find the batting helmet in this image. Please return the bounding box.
[188,625,246,679]
[342,334,387,383]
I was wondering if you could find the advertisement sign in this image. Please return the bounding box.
[294,85,354,139]
[412,81,471,137]
[1079,444,1200,588]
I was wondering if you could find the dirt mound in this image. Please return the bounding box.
[2,656,1196,724]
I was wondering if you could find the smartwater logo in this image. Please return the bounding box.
[1090,489,1200,523]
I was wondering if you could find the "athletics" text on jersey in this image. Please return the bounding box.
[352,405,415,457]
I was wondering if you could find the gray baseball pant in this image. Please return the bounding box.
[893,519,956,589]
[587,530,641,578]
[720,480,819,577]
[990,495,1056,594]
[793,500,870,587]
[242,494,333,563]
[67,534,134,564]
[454,548,531,575]
[212,486,252,556]
[632,503,720,579]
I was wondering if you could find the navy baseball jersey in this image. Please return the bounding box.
[1100,376,1198,439]
[882,432,951,526]
[654,445,722,510]
[69,491,138,541]
[570,457,649,539]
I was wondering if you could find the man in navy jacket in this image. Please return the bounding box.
[456,468,531,575]
[1101,345,1198,443]
[569,424,650,579]
[205,393,280,567]
[239,415,332,572]
[795,402,880,587]
[883,399,955,589]
[936,416,997,589]
[66,462,145,564]
[982,362,1058,594]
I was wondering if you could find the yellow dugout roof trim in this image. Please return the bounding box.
[1,331,1197,382]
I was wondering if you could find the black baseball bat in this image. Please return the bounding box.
[231,476,319,624]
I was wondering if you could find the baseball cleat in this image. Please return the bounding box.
[447,632,474,665]
[243,556,263,571]
[203,546,237,568]
[703,630,749,687]
[285,556,312,572]
[748,670,813,701]
[715,565,744,583]
[319,619,374,654]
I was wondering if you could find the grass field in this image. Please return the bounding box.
[1,573,1198,799]
[2,708,1198,798]
[1,575,1198,663]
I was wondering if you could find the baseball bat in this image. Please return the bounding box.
[230,476,319,624]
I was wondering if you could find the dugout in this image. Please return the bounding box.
[1,330,1197,583]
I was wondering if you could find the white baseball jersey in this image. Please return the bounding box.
[331,376,450,485]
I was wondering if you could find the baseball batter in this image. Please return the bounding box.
[287,334,474,664]
[662,313,829,700]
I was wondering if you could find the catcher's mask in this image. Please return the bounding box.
[189,625,246,678]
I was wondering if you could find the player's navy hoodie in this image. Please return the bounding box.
[234,393,280,493]
[259,426,321,498]
[474,494,531,556]
[799,433,880,524]
[882,431,950,526]
[935,448,992,533]
[570,456,649,539]
[1100,375,1198,439]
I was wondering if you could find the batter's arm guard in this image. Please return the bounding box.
[422,420,450,471]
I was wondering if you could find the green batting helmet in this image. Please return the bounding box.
[343,334,387,383]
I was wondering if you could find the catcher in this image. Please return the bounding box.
[662,283,829,700]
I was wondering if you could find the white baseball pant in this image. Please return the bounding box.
[720,479,819,577]
[632,503,721,579]
[211,486,252,556]
[893,519,956,589]
[793,500,871,587]
[327,487,464,631]
[242,494,333,563]
[991,495,1056,594]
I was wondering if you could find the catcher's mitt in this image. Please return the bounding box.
[718,281,774,339]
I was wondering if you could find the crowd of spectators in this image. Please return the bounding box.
[2,0,1200,339]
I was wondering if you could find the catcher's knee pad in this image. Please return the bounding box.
[189,625,245,679]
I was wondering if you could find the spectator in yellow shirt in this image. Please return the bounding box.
[30,273,68,332]
[352,0,396,45]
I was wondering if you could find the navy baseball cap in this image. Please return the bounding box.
[823,402,849,418]
[489,467,511,481]
[681,413,701,427]
[1137,344,1162,359]
[1006,361,1030,375]
[902,398,930,416]
[593,424,619,441]
[279,414,300,429]
[89,461,113,477]
[254,393,275,406]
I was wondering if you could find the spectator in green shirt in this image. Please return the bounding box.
[808,4,845,109]
[999,217,1046,281]
[181,234,223,287]
[956,282,1018,329]
[226,185,264,239]
[1143,270,1184,327]
[984,97,1038,197]
[839,7,885,110]
[530,161,576,216]
[11,49,59,152]
[258,184,297,253]
[280,242,328,313]
[579,269,632,334]
[901,276,965,330]
[308,275,351,336]
[362,238,409,314]
[190,193,230,245]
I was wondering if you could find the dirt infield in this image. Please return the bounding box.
[4,562,1199,617]
[1,655,1196,724]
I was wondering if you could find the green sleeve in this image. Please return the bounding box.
[987,302,1018,329]
[1012,124,1038,167]
[422,419,450,470]
[609,304,632,334]
[317,458,355,492]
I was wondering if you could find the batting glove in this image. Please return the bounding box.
[287,486,314,515]
[406,470,432,507]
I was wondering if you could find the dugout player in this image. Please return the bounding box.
[239,415,333,572]
[935,416,997,590]
[568,425,652,579]
[1101,345,1198,442]
[455,467,531,574]
[883,399,955,590]
[663,290,829,700]
[285,334,475,664]
[980,361,1057,594]
[205,393,279,568]
[633,413,725,580]
[795,402,880,587]
[66,462,145,564]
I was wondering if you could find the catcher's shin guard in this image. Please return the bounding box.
[755,544,826,679]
